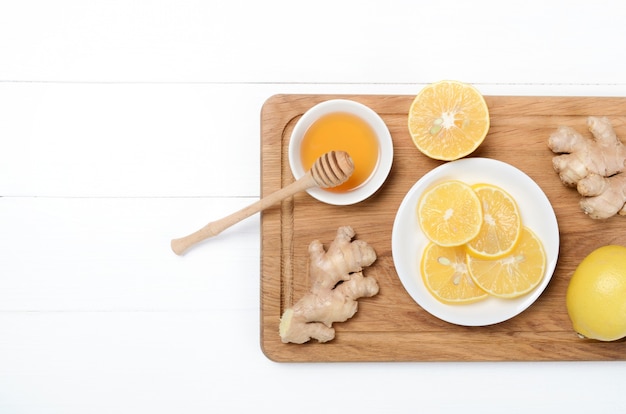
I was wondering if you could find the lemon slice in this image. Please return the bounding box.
[417,180,483,247]
[466,227,546,298]
[421,242,488,305]
[408,80,490,161]
[466,183,522,259]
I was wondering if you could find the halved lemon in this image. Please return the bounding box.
[466,183,522,259]
[417,180,483,247]
[466,227,546,298]
[421,242,488,304]
[408,80,490,161]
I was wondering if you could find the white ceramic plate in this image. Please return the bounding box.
[391,158,560,326]
[288,99,393,205]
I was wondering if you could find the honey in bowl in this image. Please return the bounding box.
[300,112,380,193]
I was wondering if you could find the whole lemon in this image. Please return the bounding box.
[566,245,626,341]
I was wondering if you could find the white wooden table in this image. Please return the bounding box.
[1,1,625,412]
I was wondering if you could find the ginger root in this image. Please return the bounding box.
[279,226,379,344]
[548,116,626,219]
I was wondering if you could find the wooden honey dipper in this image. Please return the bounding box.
[171,150,354,255]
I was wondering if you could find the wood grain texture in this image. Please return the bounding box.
[260,94,626,362]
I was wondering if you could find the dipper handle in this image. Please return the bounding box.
[171,151,353,255]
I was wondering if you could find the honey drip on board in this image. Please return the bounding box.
[300,112,380,193]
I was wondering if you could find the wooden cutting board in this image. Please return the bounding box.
[260,94,626,362]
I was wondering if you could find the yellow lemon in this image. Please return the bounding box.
[408,80,490,161]
[566,245,626,341]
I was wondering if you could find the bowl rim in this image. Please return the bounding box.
[288,99,394,205]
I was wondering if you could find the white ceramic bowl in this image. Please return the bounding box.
[288,99,393,205]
